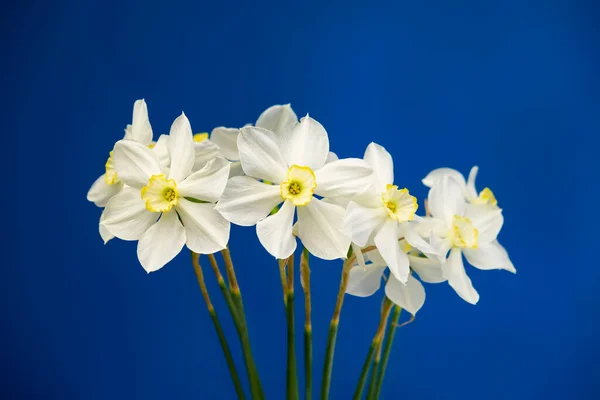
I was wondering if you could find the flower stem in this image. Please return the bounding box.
[286,253,300,400]
[278,258,289,306]
[372,305,402,400]
[320,254,356,400]
[210,251,265,400]
[190,252,245,399]
[300,248,312,400]
[366,298,392,399]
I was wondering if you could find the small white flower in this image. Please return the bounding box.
[87,99,155,243]
[216,115,374,260]
[422,175,515,304]
[343,143,438,284]
[422,166,498,206]
[101,113,231,273]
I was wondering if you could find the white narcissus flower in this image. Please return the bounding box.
[101,113,231,273]
[422,166,498,206]
[87,99,154,243]
[343,143,438,284]
[216,115,375,260]
[422,175,515,304]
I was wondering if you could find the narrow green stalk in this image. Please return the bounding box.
[366,344,382,400]
[190,252,245,399]
[352,343,377,400]
[286,253,300,400]
[366,298,393,400]
[300,248,312,400]
[320,254,355,400]
[210,252,265,400]
[372,306,402,400]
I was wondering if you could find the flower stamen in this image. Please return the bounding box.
[141,174,179,212]
[280,165,317,206]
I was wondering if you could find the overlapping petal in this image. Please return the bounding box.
[176,198,230,254]
[137,211,186,273]
[255,104,298,135]
[257,199,297,259]
[87,175,123,207]
[364,142,394,191]
[238,126,288,183]
[101,187,158,240]
[216,177,283,226]
[314,158,375,198]
[385,274,426,315]
[297,199,350,260]
[422,167,465,189]
[178,157,230,203]
[464,204,504,245]
[210,127,240,160]
[428,175,465,224]
[113,140,162,189]
[125,99,153,144]
[280,116,329,171]
[343,201,387,247]
[167,113,195,182]
[347,263,386,297]
[443,248,479,304]
[374,218,410,284]
[463,241,516,273]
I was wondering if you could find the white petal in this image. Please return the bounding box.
[137,211,186,273]
[87,174,123,207]
[168,113,195,182]
[125,99,153,144]
[297,199,350,260]
[352,242,367,269]
[238,126,288,183]
[228,161,245,177]
[326,152,339,163]
[177,198,230,254]
[385,274,426,316]
[346,263,386,297]
[280,115,329,171]
[101,187,158,240]
[193,139,221,171]
[428,175,465,224]
[178,157,230,203]
[399,222,438,259]
[152,134,170,168]
[466,166,479,201]
[464,204,504,245]
[314,158,375,198]
[408,255,445,283]
[255,104,298,136]
[463,241,516,273]
[343,201,387,247]
[216,176,282,226]
[211,127,240,160]
[374,219,410,284]
[256,199,297,259]
[422,167,465,188]
[113,140,162,189]
[364,142,394,191]
[444,248,479,305]
[99,209,114,244]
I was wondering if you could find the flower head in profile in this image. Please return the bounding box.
[343,143,438,284]
[420,175,515,304]
[101,113,231,272]
[216,115,374,260]
[422,166,498,206]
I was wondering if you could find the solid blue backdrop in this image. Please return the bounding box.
[4,0,599,398]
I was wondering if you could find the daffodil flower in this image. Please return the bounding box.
[343,143,438,284]
[216,115,374,260]
[422,166,498,206]
[101,113,231,273]
[422,176,515,304]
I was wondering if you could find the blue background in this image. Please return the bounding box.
[4,0,599,398]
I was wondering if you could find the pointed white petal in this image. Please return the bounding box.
[463,241,516,273]
[385,274,426,315]
[408,255,445,283]
[216,176,282,226]
[178,157,230,202]
[464,204,504,245]
[101,187,158,240]
[346,263,387,297]
[374,219,410,284]
[255,104,298,136]
[422,167,465,188]
[177,198,230,254]
[280,115,329,171]
[167,113,195,182]
[125,99,153,144]
[364,142,394,191]
[314,158,375,198]
[99,209,114,244]
[238,126,288,183]
[326,152,339,163]
[256,199,297,259]
[428,176,465,224]
[444,248,479,304]
[466,166,479,201]
[152,134,170,168]
[211,127,240,160]
[344,201,387,247]
[297,199,350,260]
[193,139,221,171]
[87,174,123,207]
[399,222,438,259]
[137,211,186,273]
[113,140,161,189]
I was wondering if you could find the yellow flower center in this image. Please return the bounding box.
[280,165,317,206]
[104,151,119,185]
[474,187,497,206]
[194,133,209,143]
[381,184,418,221]
[451,215,479,249]
[141,174,179,212]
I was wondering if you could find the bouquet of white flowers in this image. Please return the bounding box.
[87,100,515,400]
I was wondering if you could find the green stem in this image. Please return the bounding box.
[300,248,312,400]
[286,253,299,400]
[366,345,382,400]
[191,252,245,399]
[372,306,402,400]
[352,343,377,400]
